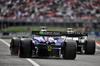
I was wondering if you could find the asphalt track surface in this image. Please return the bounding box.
[0,39,100,66]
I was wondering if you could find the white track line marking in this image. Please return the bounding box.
[0,39,10,47]
[96,49,100,52]
[0,39,40,66]
[26,58,40,66]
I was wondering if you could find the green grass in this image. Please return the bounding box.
[1,26,99,32]
[0,26,68,32]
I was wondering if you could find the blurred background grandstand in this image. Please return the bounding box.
[0,0,100,19]
[0,0,100,37]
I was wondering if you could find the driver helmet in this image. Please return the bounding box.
[40,26,47,31]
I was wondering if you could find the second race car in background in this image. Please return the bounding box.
[65,28,95,54]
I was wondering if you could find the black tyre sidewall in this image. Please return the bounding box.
[10,38,20,55]
[63,40,77,60]
[19,39,32,58]
[85,39,95,54]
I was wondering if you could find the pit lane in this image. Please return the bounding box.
[0,39,100,66]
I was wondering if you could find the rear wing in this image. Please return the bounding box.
[63,32,88,37]
[32,31,62,36]
[32,31,88,37]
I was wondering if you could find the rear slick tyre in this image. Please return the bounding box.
[85,39,95,55]
[18,38,32,58]
[63,40,77,60]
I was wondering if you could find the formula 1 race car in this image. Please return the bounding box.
[66,28,96,54]
[10,28,95,60]
[10,31,77,60]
